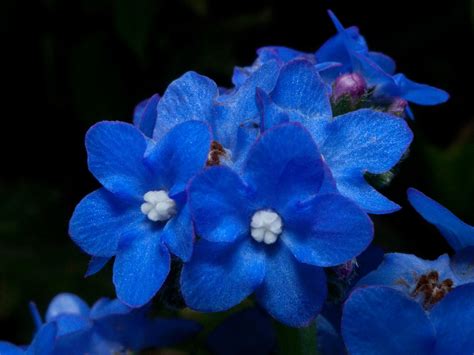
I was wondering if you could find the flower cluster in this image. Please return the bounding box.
[3,10,471,355]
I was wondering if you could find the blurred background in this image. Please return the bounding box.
[1,0,473,343]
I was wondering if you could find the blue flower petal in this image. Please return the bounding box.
[86,121,152,198]
[283,193,373,267]
[26,323,58,355]
[46,293,90,322]
[113,231,170,307]
[243,123,326,210]
[85,256,110,277]
[357,253,460,294]
[255,243,327,327]
[342,286,435,355]
[0,342,23,355]
[450,247,474,283]
[134,94,160,138]
[216,60,280,149]
[368,51,396,74]
[407,188,474,251]
[270,60,332,122]
[319,109,413,213]
[256,88,290,131]
[189,166,252,243]
[162,203,194,262]
[89,298,131,320]
[69,188,142,257]
[153,72,218,141]
[351,52,395,91]
[145,120,212,196]
[181,239,265,312]
[430,283,474,354]
[327,10,368,54]
[207,308,276,355]
[334,173,401,214]
[51,314,91,337]
[257,46,314,63]
[394,74,449,105]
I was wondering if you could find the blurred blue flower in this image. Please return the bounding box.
[0,293,200,355]
[180,123,373,327]
[341,284,474,354]
[257,59,413,214]
[69,120,211,307]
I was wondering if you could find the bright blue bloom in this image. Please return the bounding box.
[0,293,200,355]
[69,120,211,307]
[136,63,279,169]
[207,307,276,355]
[342,284,474,354]
[257,59,413,214]
[357,253,474,302]
[408,188,474,252]
[180,123,373,327]
[234,10,449,117]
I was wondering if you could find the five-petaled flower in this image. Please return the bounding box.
[69,120,211,307]
[180,123,373,327]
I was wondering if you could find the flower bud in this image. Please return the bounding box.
[332,73,367,102]
[388,97,408,116]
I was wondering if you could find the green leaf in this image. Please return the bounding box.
[276,321,317,355]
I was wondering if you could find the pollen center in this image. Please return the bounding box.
[140,190,176,222]
[250,210,283,245]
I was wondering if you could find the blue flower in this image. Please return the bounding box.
[233,10,449,117]
[69,120,211,307]
[0,293,200,354]
[341,283,474,354]
[180,123,373,327]
[257,59,413,213]
[134,62,280,169]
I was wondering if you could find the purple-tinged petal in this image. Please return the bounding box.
[430,283,474,354]
[255,243,327,327]
[46,293,90,322]
[407,188,474,251]
[113,231,170,307]
[283,193,373,267]
[394,74,449,105]
[181,239,265,312]
[145,120,212,196]
[153,72,218,141]
[243,123,326,210]
[86,121,152,198]
[69,188,142,257]
[342,286,435,355]
[188,166,252,243]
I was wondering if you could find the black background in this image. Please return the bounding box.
[1,0,473,343]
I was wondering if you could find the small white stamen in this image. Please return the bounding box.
[250,210,283,245]
[141,190,176,222]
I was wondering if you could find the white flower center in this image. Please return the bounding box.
[250,209,283,245]
[140,190,176,222]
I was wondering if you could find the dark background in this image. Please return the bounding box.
[1,0,473,343]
